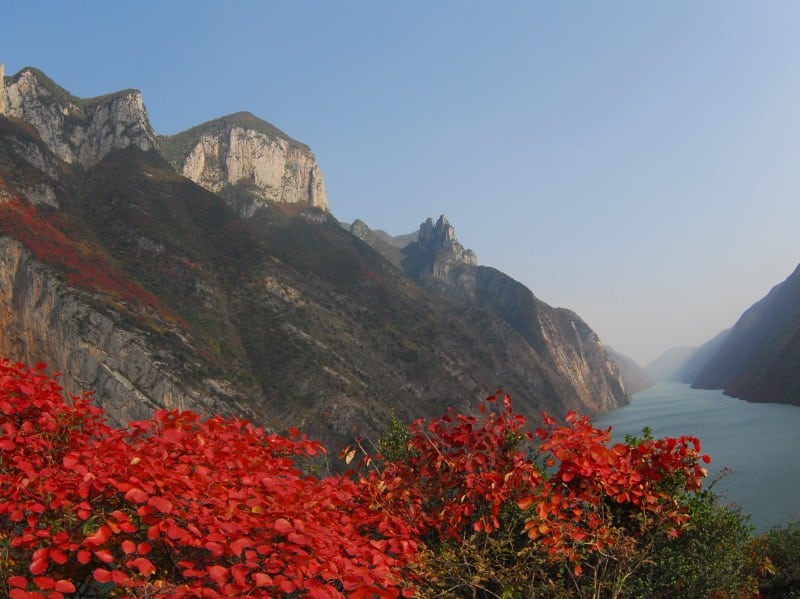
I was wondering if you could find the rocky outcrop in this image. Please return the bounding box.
[158,113,328,216]
[0,67,156,167]
[0,236,254,425]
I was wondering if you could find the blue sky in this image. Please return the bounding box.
[4,1,799,365]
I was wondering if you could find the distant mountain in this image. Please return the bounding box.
[679,328,730,384]
[0,66,630,460]
[604,346,653,394]
[645,346,697,382]
[692,263,800,404]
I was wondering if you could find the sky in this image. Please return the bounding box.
[3,1,799,365]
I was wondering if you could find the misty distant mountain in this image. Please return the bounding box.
[645,346,697,382]
[692,262,800,405]
[679,329,730,384]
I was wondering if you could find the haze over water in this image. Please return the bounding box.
[594,382,800,532]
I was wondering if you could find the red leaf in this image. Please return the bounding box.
[54,580,76,593]
[161,427,185,444]
[93,569,112,583]
[93,549,114,564]
[273,518,293,534]
[230,537,251,557]
[128,557,156,577]
[30,557,48,575]
[84,525,111,547]
[33,576,56,589]
[207,565,229,586]
[124,487,149,503]
[121,540,136,555]
[147,495,173,514]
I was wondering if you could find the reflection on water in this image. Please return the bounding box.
[594,382,800,532]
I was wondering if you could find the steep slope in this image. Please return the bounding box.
[692,263,800,404]
[0,67,631,462]
[604,346,653,394]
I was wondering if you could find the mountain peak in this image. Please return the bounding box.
[0,66,156,167]
[158,112,328,216]
[417,214,477,265]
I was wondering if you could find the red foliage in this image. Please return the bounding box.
[519,411,710,564]
[358,393,541,542]
[0,358,416,598]
[0,358,713,597]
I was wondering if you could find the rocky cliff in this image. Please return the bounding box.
[692,263,800,404]
[0,235,257,426]
[0,67,156,167]
[604,346,653,394]
[158,112,328,217]
[0,66,631,460]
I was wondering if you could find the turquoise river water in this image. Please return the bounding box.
[594,382,800,532]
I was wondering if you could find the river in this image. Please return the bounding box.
[593,382,800,532]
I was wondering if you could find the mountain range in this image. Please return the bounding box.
[0,65,631,458]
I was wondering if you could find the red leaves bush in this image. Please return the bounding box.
[0,358,416,598]
[0,358,713,597]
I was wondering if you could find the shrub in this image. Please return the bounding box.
[754,520,800,598]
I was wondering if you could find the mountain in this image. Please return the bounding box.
[356,216,630,414]
[678,328,730,384]
[645,346,698,382]
[692,263,800,404]
[604,346,653,394]
[0,66,629,459]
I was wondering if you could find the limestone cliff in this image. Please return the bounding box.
[0,236,257,426]
[0,67,156,167]
[158,113,328,216]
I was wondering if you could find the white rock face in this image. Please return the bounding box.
[177,124,329,214]
[0,69,156,167]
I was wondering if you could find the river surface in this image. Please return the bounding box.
[594,382,800,532]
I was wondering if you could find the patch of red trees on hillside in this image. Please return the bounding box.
[0,197,183,326]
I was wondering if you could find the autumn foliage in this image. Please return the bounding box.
[0,359,415,598]
[1,357,727,598]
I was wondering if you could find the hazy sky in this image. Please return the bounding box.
[4,1,799,365]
